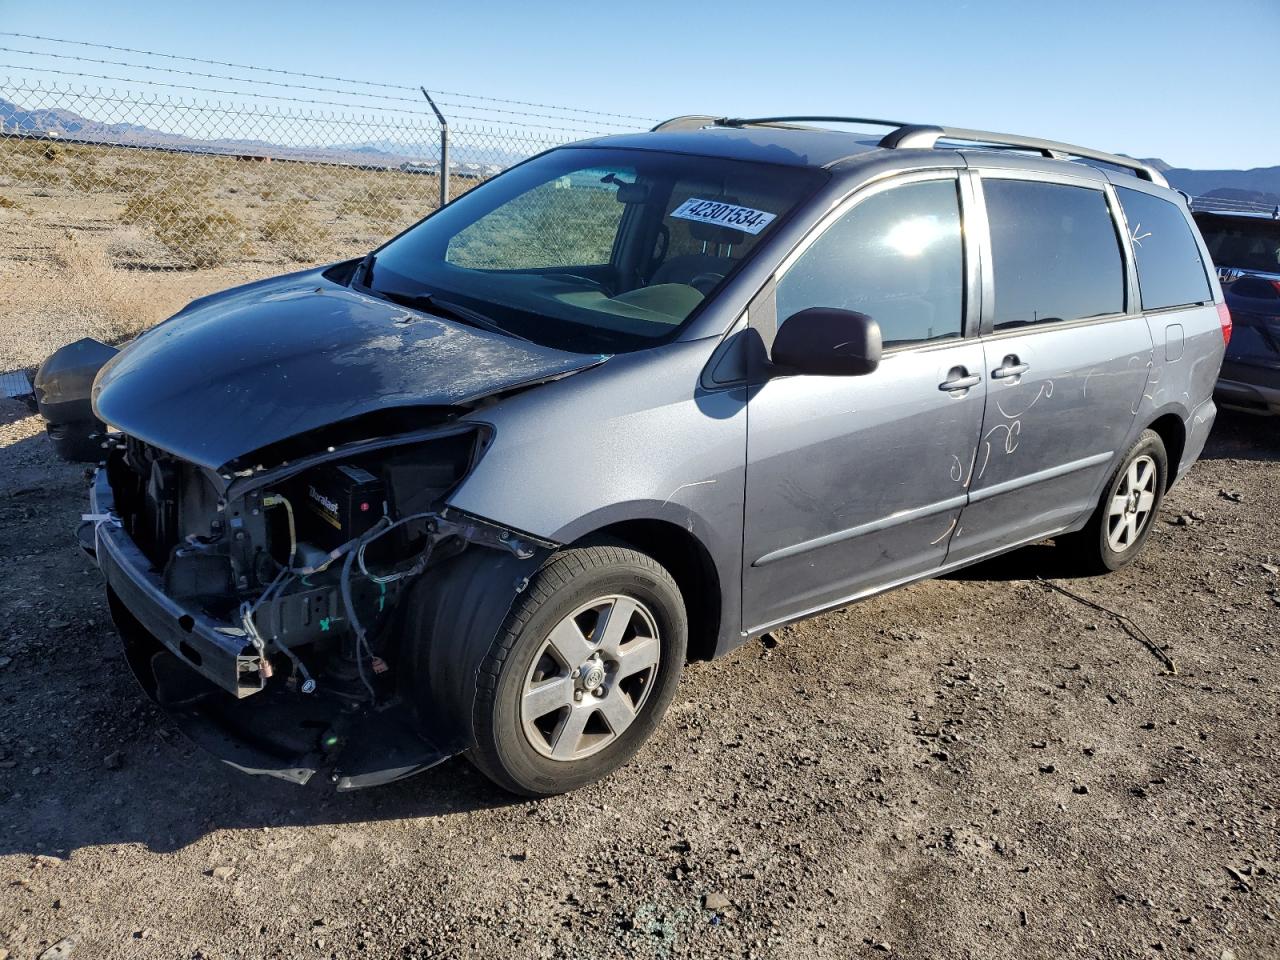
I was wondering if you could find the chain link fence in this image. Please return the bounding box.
[0,76,631,270]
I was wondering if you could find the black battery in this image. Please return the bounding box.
[297,462,387,550]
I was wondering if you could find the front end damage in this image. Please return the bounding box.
[79,425,554,789]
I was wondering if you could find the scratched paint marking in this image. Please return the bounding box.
[994,379,1054,420]
[930,517,958,545]
[661,479,717,506]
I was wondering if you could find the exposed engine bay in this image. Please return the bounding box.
[79,423,554,788]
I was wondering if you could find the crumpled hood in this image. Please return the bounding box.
[93,268,601,469]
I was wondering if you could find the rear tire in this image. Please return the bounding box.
[466,543,687,797]
[1060,429,1167,574]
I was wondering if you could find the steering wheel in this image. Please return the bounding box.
[545,273,614,296]
[689,272,726,296]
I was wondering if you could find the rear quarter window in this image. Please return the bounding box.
[1116,188,1213,310]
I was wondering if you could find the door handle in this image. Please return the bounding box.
[939,370,982,392]
[992,355,1031,379]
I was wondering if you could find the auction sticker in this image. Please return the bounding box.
[670,198,776,235]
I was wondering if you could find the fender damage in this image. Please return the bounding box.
[49,268,599,789]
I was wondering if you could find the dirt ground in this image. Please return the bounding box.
[0,394,1276,960]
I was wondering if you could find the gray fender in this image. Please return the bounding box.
[448,337,747,655]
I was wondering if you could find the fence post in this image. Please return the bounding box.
[420,87,449,206]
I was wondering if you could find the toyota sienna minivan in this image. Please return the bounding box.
[40,115,1228,796]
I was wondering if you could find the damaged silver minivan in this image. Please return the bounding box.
[40,116,1228,795]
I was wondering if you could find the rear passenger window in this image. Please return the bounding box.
[1117,188,1213,310]
[776,178,964,347]
[984,179,1125,329]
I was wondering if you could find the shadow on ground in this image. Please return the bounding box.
[1200,409,1280,463]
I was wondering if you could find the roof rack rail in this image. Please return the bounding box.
[650,115,721,132]
[879,125,1168,186]
[717,115,910,129]
[647,115,1168,187]
[650,114,909,133]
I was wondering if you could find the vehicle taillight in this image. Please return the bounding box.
[1217,302,1233,346]
[1271,279,1280,298]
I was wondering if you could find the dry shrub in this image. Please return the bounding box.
[153,206,252,268]
[121,184,185,226]
[105,225,171,266]
[121,186,252,267]
[337,186,402,227]
[9,160,65,189]
[63,154,111,193]
[0,232,170,366]
[259,203,331,263]
[0,194,30,214]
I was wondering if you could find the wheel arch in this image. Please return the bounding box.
[571,518,723,663]
[1145,410,1187,486]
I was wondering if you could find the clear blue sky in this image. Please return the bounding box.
[2,0,1276,169]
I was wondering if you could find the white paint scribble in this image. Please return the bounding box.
[976,420,1023,480]
[1082,368,1100,398]
[661,479,717,506]
[1131,355,1158,415]
[930,517,958,545]
[995,380,1054,420]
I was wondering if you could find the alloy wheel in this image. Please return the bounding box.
[521,595,661,761]
[1106,454,1158,553]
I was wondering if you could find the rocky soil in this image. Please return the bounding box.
[0,399,1277,960]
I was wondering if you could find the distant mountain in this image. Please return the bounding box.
[1139,157,1175,173]
[1,95,1275,194]
[1162,165,1280,206]
[0,96,521,171]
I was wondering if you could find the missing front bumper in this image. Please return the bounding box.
[85,467,266,697]
[83,456,551,789]
[111,585,458,789]
[89,467,461,789]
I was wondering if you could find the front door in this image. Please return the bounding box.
[742,174,985,633]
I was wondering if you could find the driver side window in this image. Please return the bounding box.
[776,178,964,348]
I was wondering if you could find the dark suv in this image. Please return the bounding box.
[1192,204,1280,415]
[41,116,1227,796]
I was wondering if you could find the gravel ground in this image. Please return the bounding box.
[0,399,1276,960]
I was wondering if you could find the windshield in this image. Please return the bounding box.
[363,147,827,353]
[1196,213,1280,275]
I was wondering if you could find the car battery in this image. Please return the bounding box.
[297,463,387,551]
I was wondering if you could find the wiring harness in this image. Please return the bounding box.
[238,507,440,700]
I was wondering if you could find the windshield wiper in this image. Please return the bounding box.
[375,287,529,342]
[355,251,376,287]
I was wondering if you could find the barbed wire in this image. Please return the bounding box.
[0,31,660,123]
[0,78,563,145]
[0,63,622,135]
[0,45,641,129]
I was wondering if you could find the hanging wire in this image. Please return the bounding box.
[0,45,640,128]
[0,31,659,123]
[0,63,622,134]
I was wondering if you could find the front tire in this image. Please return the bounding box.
[1061,429,1167,574]
[467,543,687,797]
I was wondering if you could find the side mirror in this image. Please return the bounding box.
[770,308,882,376]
